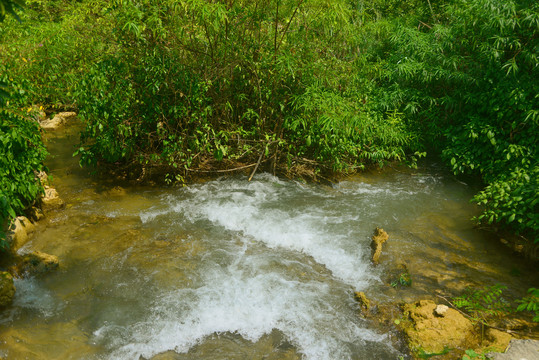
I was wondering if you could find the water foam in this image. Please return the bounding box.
[96,252,386,360]
[12,277,62,317]
[140,174,375,288]
[104,174,404,359]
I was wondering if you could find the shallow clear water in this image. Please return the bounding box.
[0,126,536,360]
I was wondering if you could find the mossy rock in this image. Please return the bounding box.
[0,271,15,307]
[371,227,389,264]
[14,251,59,276]
[400,300,476,357]
[354,291,371,311]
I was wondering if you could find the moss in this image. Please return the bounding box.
[354,291,371,311]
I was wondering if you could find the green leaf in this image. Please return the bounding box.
[7,206,16,219]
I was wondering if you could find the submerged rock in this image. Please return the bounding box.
[41,186,65,212]
[39,111,77,130]
[352,293,411,357]
[371,227,389,264]
[1,321,97,358]
[14,251,59,277]
[104,186,127,196]
[0,271,15,307]
[401,299,475,355]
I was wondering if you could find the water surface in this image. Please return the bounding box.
[0,126,536,359]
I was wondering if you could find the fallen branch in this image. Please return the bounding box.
[248,150,265,181]
[187,163,258,173]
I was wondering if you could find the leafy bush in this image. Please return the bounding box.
[0,0,23,22]
[0,3,48,250]
[71,0,417,177]
[516,288,539,322]
[0,107,47,249]
[453,285,511,326]
[0,0,117,107]
[75,54,214,170]
[377,0,538,240]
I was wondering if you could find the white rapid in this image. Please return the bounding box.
[95,173,402,359]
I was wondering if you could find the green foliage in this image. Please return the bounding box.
[378,0,538,241]
[0,108,47,250]
[453,285,511,326]
[65,0,417,175]
[0,0,23,22]
[0,0,117,106]
[75,54,213,169]
[462,349,486,360]
[391,271,412,288]
[472,166,538,238]
[516,288,539,322]
[0,0,47,251]
[0,0,23,102]
[417,346,451,359]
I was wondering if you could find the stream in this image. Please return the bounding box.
[0,125,536,359]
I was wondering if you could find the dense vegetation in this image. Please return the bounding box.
[380,0,538,240]
[0,0,47,249]
[0,0,537,243]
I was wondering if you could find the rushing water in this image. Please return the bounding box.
[0,126,536,359]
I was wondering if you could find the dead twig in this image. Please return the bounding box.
[418,20,433,29]
[187,163,258,173]
[248,150,265,181]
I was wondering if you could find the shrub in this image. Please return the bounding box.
[0,107,47,249]
[378,0,538,240]
[72,0,418,177]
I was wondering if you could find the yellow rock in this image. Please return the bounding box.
[484,328,512,353]
[39,111,77,130]
[41,186,65,212]
[402,299,475,355]
[371,227,389,264]
[15,251,60,276]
